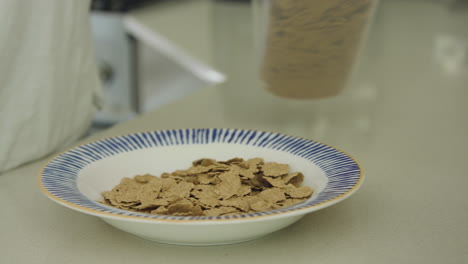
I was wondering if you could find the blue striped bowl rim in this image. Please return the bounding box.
[39,128,363,223]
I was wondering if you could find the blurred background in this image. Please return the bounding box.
[90,0,227,130]
[2,0,468,260]
[89,0,468,139]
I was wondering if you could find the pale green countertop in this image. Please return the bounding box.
[1,1,467,263]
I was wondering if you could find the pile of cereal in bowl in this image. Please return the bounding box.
[102,158,313,217]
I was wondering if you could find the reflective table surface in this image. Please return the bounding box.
[1,1,467,263]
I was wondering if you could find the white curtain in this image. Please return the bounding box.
[0,0,101,172]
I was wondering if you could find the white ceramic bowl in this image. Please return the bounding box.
[39,128,363,245]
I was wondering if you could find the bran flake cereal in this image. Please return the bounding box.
[101,158,313,216]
